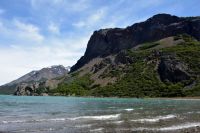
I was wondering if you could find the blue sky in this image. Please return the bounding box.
[0,0,199,85]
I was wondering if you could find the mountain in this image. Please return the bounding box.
[2,13,200,97]
[0,65,69,95]
[52,34,200,97]
[71,13,200,72]
[52,14,200,97]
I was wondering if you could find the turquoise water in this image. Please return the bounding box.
[0,95,200,133]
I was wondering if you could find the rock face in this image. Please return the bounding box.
[114,50,134,65]
[14,82,41,96]
[71,14,200,72]
[158,55,191,83]
[14,78,65,96]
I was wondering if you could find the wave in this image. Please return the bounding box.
[131,114,176,123]
[1,118,66,124]
[2,120,26,124]
[186,111,194,114]
[109,120,124,124]
[68,114,121,120]
[160,123,200,131]
[124,108,134,111]
[35,118,66,122]
[186,111,200,114]
[90,128,104,132]
[131,122,200,131]
[1,114,120,124]
[74,124,93,128]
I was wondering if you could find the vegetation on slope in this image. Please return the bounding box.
[92,35,200,97]
[51,34,200,97]
[0,85,16,95]
[50,74,94,96]
[8,35,200,97]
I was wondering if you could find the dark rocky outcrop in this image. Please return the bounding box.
[92,58,112,73]
[71,14,200,72]
[14,82,41,96]
[158,55,191,83]
[114,50,134,65]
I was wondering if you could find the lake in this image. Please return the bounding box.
[0,95,200,133]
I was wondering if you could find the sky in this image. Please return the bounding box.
[0,0,199,85]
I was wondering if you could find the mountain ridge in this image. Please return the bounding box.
[71,13,200,72]
[7,65,69,85]
[0,65,69,95]
[52,34,200,97]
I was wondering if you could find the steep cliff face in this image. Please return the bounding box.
[71,14,200,72]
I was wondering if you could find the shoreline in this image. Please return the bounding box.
[153,97,200,100]
[1,94,200,100]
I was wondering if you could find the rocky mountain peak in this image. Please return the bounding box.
[147,13,180,24]
[6,65,69,86]
[71,14,200,72]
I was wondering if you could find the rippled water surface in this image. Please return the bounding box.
[0,95,200,133]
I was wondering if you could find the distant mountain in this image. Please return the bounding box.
[7,65,69,85]
[0,65,69,95]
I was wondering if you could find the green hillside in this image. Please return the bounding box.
[50,34,200,97]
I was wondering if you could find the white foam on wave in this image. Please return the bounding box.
[1,114,120,124]
[2,120,26,124]
[187,111,194,114]
[69,114,121,120]
[74,124,93,128]
[131,114,176,123]
[124,108,134,111]
[1,118,66,124]
[186,111,200,114]
[90,128,104,132]
[131,122,200,131]
[109,120,124,124]
[160,123,200,131]
[35,118,66,122]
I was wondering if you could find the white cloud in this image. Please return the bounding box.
[0,15,91,85]
[31,0,90,12]
[67,0,90,12]
[73,7,107,28]
[0,19,44,43]
[13,20,44,42]
[73,21,86,28]
[0,34,89,85]
[89,8,106,23]
[48,22,60,34]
